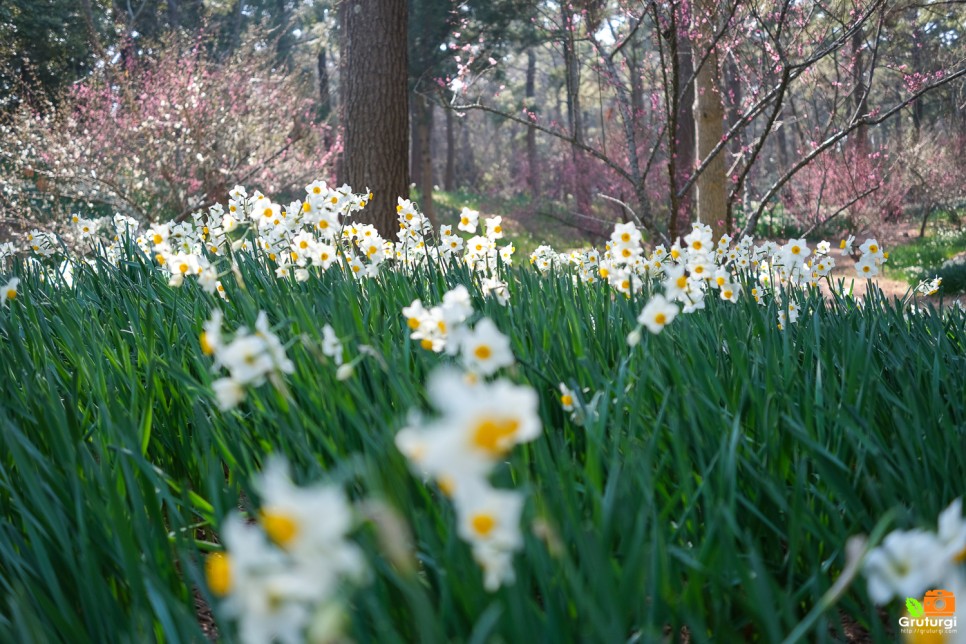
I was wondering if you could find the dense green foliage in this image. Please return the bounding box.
[0,250,964,642]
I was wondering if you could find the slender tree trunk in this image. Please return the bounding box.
[725,56,748,217]
[628,42,645,132]
[526,48,540,196]
[413,94,436,222]
[445,107,456,191]
[851,29,869,155]
[692,0,729,239]
[673,32,696,240]
[340,0,409,237]
[317,49,331,120]
[410,101,423,189]
[560,5,590,213]
[458,117,477,187]
[167,0,181,30]
[79,0,103,56]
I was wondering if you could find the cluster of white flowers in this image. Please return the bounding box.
[1,181,938,340]
[917,276,942,296]
[403,285,475,354]
[202,310,295,410]
[591,222,895,339]
[206,458,367,644]
[395,309,537,591]
[402,286,515,375]
[862,498,966,604]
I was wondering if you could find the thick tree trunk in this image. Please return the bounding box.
[340,0,409,237]
[526,48,540,196]
[692,0,729,239]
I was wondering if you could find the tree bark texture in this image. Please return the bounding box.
[340,0,409,237]
[692,0,729,239]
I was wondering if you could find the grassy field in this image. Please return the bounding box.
[0,203,964,643]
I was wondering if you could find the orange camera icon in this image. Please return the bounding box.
[923,589,956,617]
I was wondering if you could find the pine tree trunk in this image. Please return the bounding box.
[340,0,409,237]
[692,0,729,240]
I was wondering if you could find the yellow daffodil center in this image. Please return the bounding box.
[313,186,322,194]
[6,289,15,300]
[471,512,497,537]
[692,241,702,250]
[473,344,492,360]
[840,239,847,248]
[437,475,455,497]
[655,312,667,325]
[261,510,299,547]
[153,234,163,245]
[560,394,573,406]
[724,290,733,299]
[869,244,878,254]
[200,332,214,355]
[205,553,232,596]
[676,275,688,289]
[407,317,420,330]
[472,416,520,455]
[420,338,434,351]
[791,245,801,255]
[621,233,630,242]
